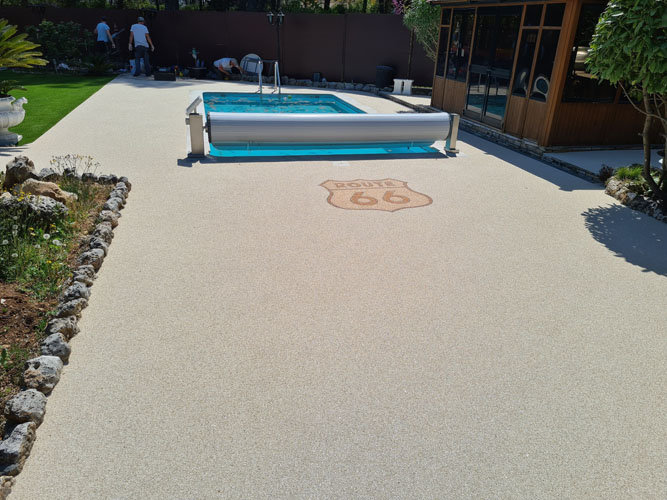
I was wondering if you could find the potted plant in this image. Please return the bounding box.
[0,80,28,146]
[0,19,47,146]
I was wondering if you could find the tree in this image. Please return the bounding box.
[402,0,439,62]
[587,0,667,204]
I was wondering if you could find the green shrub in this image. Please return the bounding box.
[26,20,93,66]
[615,165,644,182]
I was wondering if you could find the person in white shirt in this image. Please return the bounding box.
[128,16,155,77]
[94,16,115,53]
[213,57,244,79]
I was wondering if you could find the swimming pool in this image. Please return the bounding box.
[201,92,439,158]
[203,92,364,115]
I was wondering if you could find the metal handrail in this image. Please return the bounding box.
[257,60,281,95]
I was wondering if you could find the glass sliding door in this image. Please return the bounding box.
[465,6,521,127]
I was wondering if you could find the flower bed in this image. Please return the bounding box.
[0,155,130,498]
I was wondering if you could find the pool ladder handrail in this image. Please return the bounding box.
[257,60,281,95]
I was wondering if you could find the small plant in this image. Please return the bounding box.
[0,80,26,99]
[615,165,645,182]
[0,345,31,386]
[84,53,114,76]
[50,154,101,204]
[49,154,100,176]
[598,165,614,182]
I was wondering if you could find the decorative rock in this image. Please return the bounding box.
[327,82,337,89]
[71,270,94,287]
[88,236,109,256]
[336,82,346,90]
[344,83,355,90]
[54,298,88,318]
[97,174,118,185]
[97,210,119,228]
[354,83,364,91]
[16,178,77,205]
[23,356,63,394]
[110,188,127,200]
[92,223,114,244]
[118,178,131,191]
[45,317,79,339]
[0,476,15,498]
[2,156,36,191]
[37,167,59,182]
[113,183,129,196]
[0,194,68,222]
[4,390,47,426]
[40,333,71,363]
[81,172,98,183]
[62,167,80,180]
[0,422,36,475]
[103,197,122,213]
[109,193,126,207]
[78,248,105,270]
[61,282,91,302]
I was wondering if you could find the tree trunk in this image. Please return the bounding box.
[324,0,330,10]
[642,88,666,205]
[166,0,179,9]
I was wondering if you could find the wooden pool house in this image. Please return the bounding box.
[429,0,644,148]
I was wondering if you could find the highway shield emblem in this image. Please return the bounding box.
[320,179,432,212]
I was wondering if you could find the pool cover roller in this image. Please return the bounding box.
[207,112,453,145]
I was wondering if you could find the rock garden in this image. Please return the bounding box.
[0,155,129,498]
[601,163,667,223]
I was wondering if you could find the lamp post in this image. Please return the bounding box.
[266,5,284,70]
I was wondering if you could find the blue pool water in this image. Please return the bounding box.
[202,92,436,158]
[203,93,364,114]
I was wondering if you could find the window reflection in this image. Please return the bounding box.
[562,4,617,102]
[530,30,560,101]
[435,27,449,77]
[512,30,538,97]
[446,10,474,82]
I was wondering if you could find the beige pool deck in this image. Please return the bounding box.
[4,75,667,499]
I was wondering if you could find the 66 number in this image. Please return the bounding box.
[350,190,410,206]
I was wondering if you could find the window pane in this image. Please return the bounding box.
[512,29,538,97]
[562,4,617,102]
[544,3,565,27]
[435,27,449,77]
[441,8,451,26]
[446,10,474,82]
[524,5,543,26]
[530,30,560,101]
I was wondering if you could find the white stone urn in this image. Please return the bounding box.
[0,96,27,146]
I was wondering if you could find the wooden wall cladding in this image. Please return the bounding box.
[522,99,548,141]
[504,96,526,137]
[549,102,647,146]
[432,77,446,110]
[442,79,467,115]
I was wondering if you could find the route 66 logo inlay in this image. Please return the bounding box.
[320,179,432,212]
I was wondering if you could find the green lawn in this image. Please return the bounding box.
[4,70,115,145]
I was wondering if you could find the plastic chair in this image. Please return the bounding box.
[241,53,262,76]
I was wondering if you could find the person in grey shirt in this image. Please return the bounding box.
[128,16,155,76]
